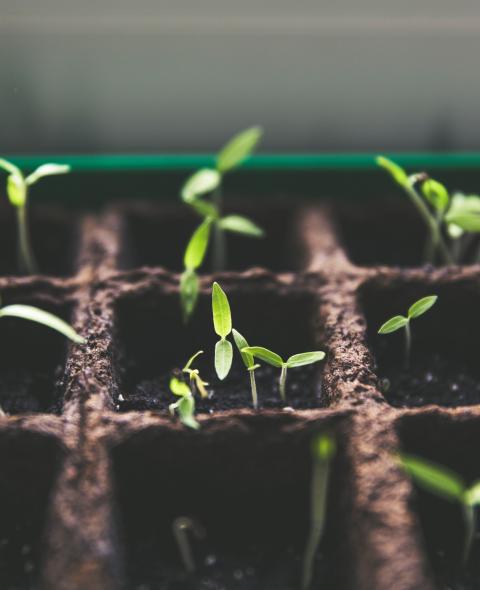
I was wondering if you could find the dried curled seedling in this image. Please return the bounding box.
[181,350,209,399]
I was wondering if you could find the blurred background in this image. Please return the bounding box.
[1,0,479,154]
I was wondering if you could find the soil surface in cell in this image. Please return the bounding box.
[116,363,322,413]
[377,354,480,408]
[0,519,41,590]
[0,367,64,415]
[429,551,480,590]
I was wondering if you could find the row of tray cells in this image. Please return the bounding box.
[1,415,478,590]
[1,277,480,415]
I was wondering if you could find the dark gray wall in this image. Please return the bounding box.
[1,1,479,152]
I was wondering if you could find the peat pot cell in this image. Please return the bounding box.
[362,280,480,408]
[118,203,306,272]
[0,430,62,589]
[399,415,480,590]
[112,423,348,590]
[0,205,78,277]
[0,294,72,414]
[114,287,324,412]
[333,198,426,267]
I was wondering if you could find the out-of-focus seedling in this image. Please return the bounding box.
[169,377,200,430]
[0,158,70,274]
[377,156,480,265]
[232,329,260,409]
[302,433,336,590]
[172,516,206,573]
[400,453,480,565]
[181,127,264,282]
[181,351,209,399]
[212,282,233,380]
[242,346,325,403]
[378,295,437,369]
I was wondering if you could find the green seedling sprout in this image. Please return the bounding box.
[182,351,209,399]
[169,377,200,430]
[242,346,325,403]
[212,282,233,380]
[172,516,206,573]
[400,453,480,565]
[180,128,264,320]
[377,156,480,265]
[232,329,260,409]
[378,295,437,369]
[302,433,336,590]
[0,158,70,274]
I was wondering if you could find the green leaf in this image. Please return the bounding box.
[313,433,336,461]
[378,315,409,334]
[421,178,449,212]
[376,156,409,188]
[215,338,233,380]
[218,215,264,237]
[286,351,326,368]
[0,304,84,344]
[212,282,232,338]
[6,174,27,207]
[25,163,70,186]
[408,295,437,320]
[445,212,480,232]
[169,377,191,397]
[181,168,221,203]
[216,126,263,173]
[242,346,284,368]
[183,350,204,371]
[180,269,199,321]
[184,218,212,271]
[400,454,465,502]
[178,395,200,430]
[0,158,22,178]
[232,328,254,369]
[465,481,480,506]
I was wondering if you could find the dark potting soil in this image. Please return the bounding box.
[0,366,64,415]
[429,549,480,590]
[116,363,322,413]
[0,519,42,590]
[126,541,329,590]
[377,354,480,408]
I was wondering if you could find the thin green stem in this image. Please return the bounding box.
[462,503,475,566]
[404,184,452,265]
[279,364,287,402]
[16,203,37,275]
[404,322,412,371]
[212,185,226,271]
[301,453,330,589]
[172,517,205,574]
[249,368,258,409]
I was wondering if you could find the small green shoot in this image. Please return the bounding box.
[400,453,480,565]
[0,158,70,274]
[232,329,260,409]
[169,377,200,430]
[180,128,264,320]
[172,516,206,573]
[242,347,325,403]
[378,295,437,369]
[182,351,209,399]
[212,282,233,380]
[302,433,336,589]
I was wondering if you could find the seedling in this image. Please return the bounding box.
[169,377,200,430]
[242,346,325,403]
[232,329,260,409]
[302,433,336,590]
[172,516,206,573]
[377,156,480,265]
[181,351,209,399]
[0,158,70,274]
[180,128,264,319]
[212,282,233,380]
[400,453,480,565]
[378,295,437,369]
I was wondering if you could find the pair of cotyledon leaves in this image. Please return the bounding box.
[378,295,437,335]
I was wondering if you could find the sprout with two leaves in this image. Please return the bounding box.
[242,347,325,403]
[377,156,480,265]
[0,159,70,274]
[400,453,480,565]
[180,128,264,320]
[378,295,437,370]
[169,377,200,430]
